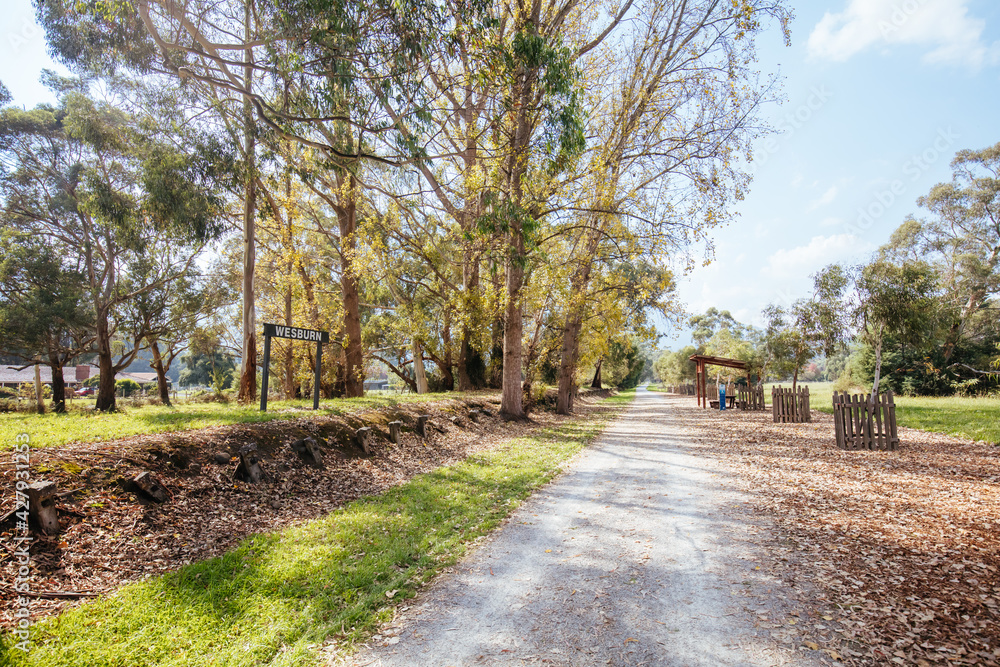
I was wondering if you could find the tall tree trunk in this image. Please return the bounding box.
[283,281,295,399]
[555,226,600,414]
[94,311,117,412]
[442,308,454,390]
[412,339,429,393]
[237,0,258,404]
[337,174,365,398]
[282,176,296,399]
[500,231,526,418]
[488,318,504,389]
[871,327,884,398]
[590,358,603,389]
[556,314,584,414]
[47,350,66,414]
[457,236,481,391]
[458,335,474,391]
[33,363,45,414]
[149,341,171,406]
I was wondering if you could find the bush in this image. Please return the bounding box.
[18,382,51,399]
[115,378,141,398]
[83,374,101,388]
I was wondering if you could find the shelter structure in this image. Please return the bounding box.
[688,354,750,409]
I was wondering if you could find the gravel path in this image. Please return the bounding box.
[342,388,824,666]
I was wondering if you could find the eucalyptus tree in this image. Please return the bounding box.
[124,261,221,405]
[883,142,1000,363]
[0,86,224,411]
[551,0,791,413]
[37,0,450,399]
[0,233,95,412]
[851,259,938,397]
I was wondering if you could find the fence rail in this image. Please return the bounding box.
[772,385,810,423]
[832,391,899,450]
[669,383,697,396]
[738,385,766,410]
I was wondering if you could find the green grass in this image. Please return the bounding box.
[763,381,1000,445]
[0,393,474,451]
[1,390,634,667]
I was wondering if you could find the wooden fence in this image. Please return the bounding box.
[738,385,766,410]
[669,383,697,396]
[832,391,899,451]
[771,385,810,423]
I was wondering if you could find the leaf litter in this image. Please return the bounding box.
[674,394,999,666]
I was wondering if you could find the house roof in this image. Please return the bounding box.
[0,366,162,385]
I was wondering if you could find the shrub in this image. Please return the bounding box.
[18,382,51,399]
[115,378,142,398]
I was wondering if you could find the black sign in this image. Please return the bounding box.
[263,323,329,343]
[260,323,329,412]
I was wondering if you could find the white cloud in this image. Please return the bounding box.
[762,234,870,281]
[819,216,843,228]
[808,185,839,211]
[808,0,1000,69]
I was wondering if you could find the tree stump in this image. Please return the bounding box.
[133,472,168,503]
[26,481,59,534]
[235,444,264,483]
[291,437,324,467]
[356,427,373,454]
[388,421,402,444]
[416,415,430,438]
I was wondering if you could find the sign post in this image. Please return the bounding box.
[260,323,330,412]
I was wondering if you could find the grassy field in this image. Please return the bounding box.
[0,393,473,451]
[1,390,634,667]
[762,381,1000,445]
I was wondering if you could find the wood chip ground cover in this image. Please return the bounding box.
[675,395,999,666]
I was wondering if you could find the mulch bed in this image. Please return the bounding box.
[0,392,610,628]
[675,395,999,666]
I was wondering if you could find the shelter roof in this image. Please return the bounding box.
[688,354,747,370]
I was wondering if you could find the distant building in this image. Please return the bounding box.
[363,371,391,391]
[0,365,164,390]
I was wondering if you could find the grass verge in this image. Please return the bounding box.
[1,390,634,667]
[0,393,474,452]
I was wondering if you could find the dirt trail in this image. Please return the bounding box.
[342,388,824,666]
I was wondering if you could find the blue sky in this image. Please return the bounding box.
[669,0,1000,347]
[2,0,999,349]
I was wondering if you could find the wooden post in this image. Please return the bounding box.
[388,421,402,444]
[260,332,271,412]
[133,471,169,503]
[356,427,373,454]
[313,340,322,411]
[236,444,264,483]
[417,415,430,438]
[27,481,59,534]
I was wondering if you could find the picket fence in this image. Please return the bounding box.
[771,385,810,423]
[738,385,766,411]
[832,391,899,451]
